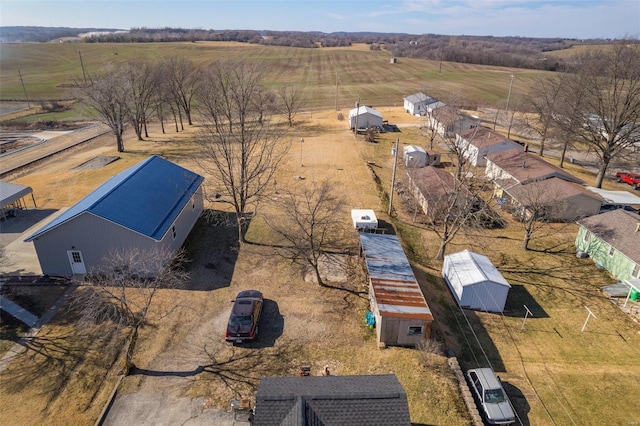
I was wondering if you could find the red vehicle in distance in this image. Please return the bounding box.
[615,172,640,190]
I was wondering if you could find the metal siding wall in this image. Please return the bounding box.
[32,213,154,276]
[160,187,204,253]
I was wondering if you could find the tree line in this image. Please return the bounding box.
[6,25,619,71]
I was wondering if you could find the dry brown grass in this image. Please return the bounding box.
[2,107,639,426]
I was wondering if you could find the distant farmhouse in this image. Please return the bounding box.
[25,156,204,277]
[403,92,445,116]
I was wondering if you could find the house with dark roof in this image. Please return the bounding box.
[406,166,473,220]
[253,374,411,426]
[575,209,640,282]
[25,155,204,277]
[485,150,600,221]
[456,126,522,167]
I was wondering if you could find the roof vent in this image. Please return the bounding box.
[636,222,640,232]
[522,161,526,168]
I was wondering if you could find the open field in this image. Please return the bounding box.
[0,41,550,110]
[0,105,639,426]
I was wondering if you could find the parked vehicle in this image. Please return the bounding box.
[615,172,640,190]
[225,290,263,343]
[467,368,515,425]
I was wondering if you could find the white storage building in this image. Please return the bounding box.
[349,106,383,130]
[442,250,511,313]
[403,145,427,168]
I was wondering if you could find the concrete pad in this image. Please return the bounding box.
[103,393,247,426]
[0,208,68,276]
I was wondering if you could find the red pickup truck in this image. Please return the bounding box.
[616,172,640,189]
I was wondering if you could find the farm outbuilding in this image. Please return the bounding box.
[349,105,383,130]
[403,145,427,168]
[359,233,433,347]
[25,155,204,277]
[442,250,511,313]
[351,209,378,231]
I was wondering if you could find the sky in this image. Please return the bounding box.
[1,0,639,39]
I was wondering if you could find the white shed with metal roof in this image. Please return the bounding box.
[442,250,511,313]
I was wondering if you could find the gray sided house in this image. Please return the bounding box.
[253,374,411,426]
[25,155,204,277]
[575,209,640,282]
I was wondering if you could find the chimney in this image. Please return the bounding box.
[522,160,526,168]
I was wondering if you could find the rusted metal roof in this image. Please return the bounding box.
[360,233,433,321]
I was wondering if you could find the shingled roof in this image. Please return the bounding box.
[253,374,411,426]
[577,209,640,263]
[486,150,584,185]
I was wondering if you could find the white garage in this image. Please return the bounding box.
[442,250,511,313]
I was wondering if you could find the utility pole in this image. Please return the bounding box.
[353,96,360,139]
[335,71,338,111]
[504,74,515,137]
[18,70,30,109]
[388,137,399,215]
[79,51,87,84]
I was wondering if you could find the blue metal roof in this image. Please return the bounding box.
[25,155,203,242]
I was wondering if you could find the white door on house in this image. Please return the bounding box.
[67,250,86,275]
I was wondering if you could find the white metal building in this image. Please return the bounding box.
[442,250,511,313]
[403,145,427,168]
[349,105,383,130]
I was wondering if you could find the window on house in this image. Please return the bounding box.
[583,231,591,243]
[172,225,177,240]
[608,246,615,257]
[633,264,640,278]
[408,326,423,335]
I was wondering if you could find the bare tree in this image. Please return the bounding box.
[122,60,159,141]
[194,60,290,243]
[163,57,200,127]
[277,85,305,127]
[76,68,129,152]
[71,247,188,373]
[263,180,350,288]
[406,167,489,260]
[524,74,567,157]
[556,41,640,187]
[504,180,582,250]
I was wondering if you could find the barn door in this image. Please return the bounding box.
[67,250,86,275]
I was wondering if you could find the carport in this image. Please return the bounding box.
[0,181,36,219]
